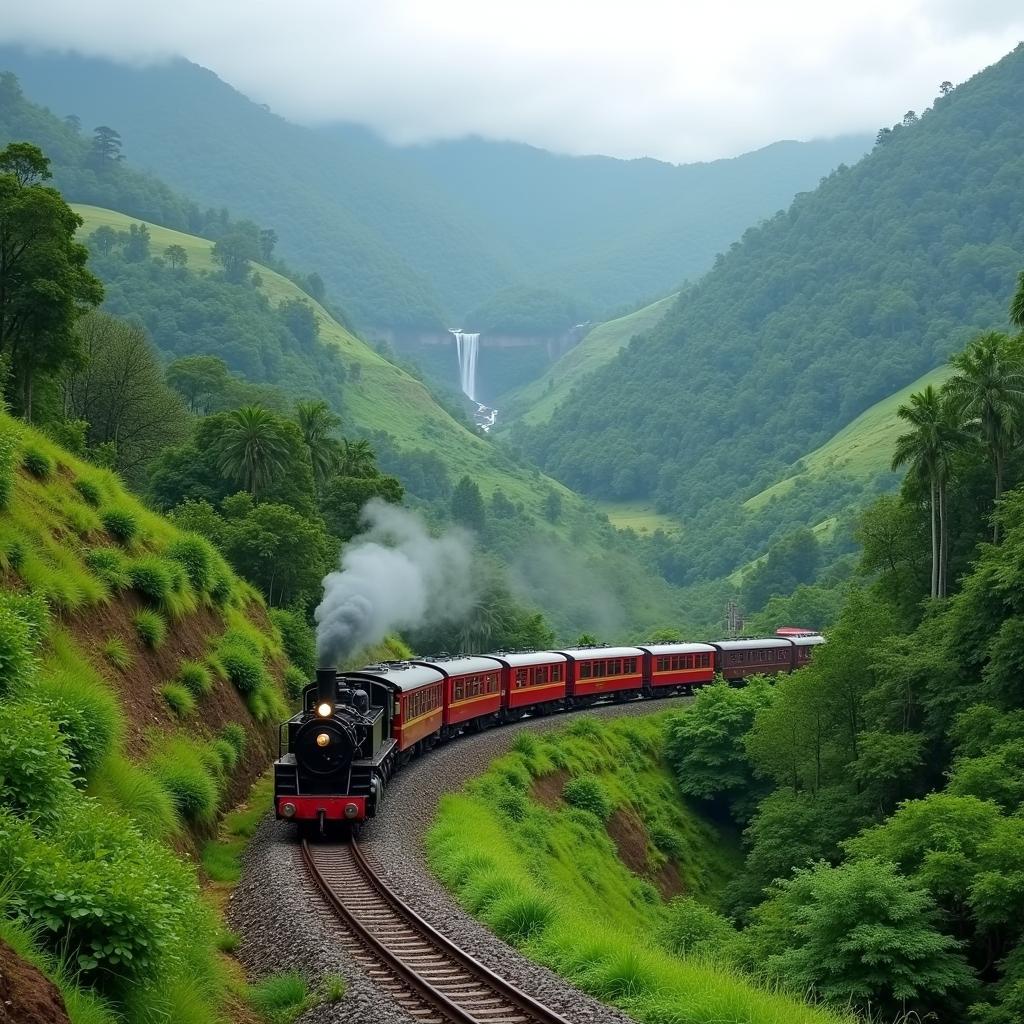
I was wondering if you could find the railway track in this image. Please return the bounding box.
[301,837,572,1024]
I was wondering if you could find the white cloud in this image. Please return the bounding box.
[1,1,1021,161]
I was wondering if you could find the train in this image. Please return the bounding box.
[273,633,824,831]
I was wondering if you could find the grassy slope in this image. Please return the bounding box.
[75,205,582,516]
[428,715,850,1024]
[596,500,682,536]
[501,294,676,427]
[743,364,953,511]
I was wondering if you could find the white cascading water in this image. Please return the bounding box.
[450,329,480,401]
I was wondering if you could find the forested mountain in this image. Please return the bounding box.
[0,46,868,330]
[523,46,1024,520]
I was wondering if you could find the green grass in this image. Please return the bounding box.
[133,609,167,648]
[102,635,132,670]
[177,659,213,696]
[162,682,197,717]
[597,500,682,536]
[427,714,850,1024]
[502,294,677,427]
[744,364,954,512]
[201,775,273,885]
[149,736,221,825]
[90,754,179,838]
[248,972,310,1023]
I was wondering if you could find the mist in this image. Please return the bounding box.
[314,500,475,667]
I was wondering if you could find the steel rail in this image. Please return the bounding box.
[302,837,573,1024]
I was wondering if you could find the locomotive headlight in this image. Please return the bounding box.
[316,732,331,748]
[316,701,333,718]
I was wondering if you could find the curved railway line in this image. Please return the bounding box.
[302,837,572,1024]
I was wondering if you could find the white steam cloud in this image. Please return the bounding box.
[314,500,474,667]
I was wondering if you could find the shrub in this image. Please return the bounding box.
[269,607,315,676]
[284,665,308,702]
[149,738,219,823]
[248,683,287,722]
[127,556,173,606]
[91,755,178,837]
[100,507,138,544]
[34,669,122,780]
[659,896,737,958]
[134,609,167,649]
[177,659,212,697]
[219,645,266,695]
[209,571,234,607]
[74,477,103,507]
[166,534,215,592]
[0,800,195,984]
[220,723,247,759]
[161,683,196,718]
[84,548,131,590]
[102,636,132,670]
[21,446,52,479]
[563,774,613,820]
[0,428,17,510]
[0,700,74,819]
[0,593,40,697]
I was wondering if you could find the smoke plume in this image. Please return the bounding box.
[314,500,474,666]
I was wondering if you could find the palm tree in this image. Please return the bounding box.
[215,405,290,499]
[295,399,340,490]
[892,386,963,598]
[943,332,1024,543]
[1011,272,1024,332]
[338,438,377,478]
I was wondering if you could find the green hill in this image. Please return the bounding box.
[0,409,297,1021]
[1,47,869,328]
[502,294,677,426]
[744,364,954,511]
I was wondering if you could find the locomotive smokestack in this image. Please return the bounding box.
[316,668,337,710]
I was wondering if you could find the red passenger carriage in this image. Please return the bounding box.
[489,651,569,716]
[556,646,645,704]
[637,642,717,693]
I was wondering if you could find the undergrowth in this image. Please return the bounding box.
[427,715,851,1024]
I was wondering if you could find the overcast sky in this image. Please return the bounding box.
[2,1,1023,163]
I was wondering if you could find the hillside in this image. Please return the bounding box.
[501,294,677,426]
[0,409,298,1021]
[0,47,869,329]
[743,364,954,511]
[73,206,689,638]
[524,45,1024,576]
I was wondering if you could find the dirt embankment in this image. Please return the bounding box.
[0,940,71,1024]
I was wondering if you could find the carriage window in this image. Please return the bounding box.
[516,668,527,687]
[657,656,667,672]
[551,664,562,682]
[533,667,546,685]
[579,662,591,678]
[455,683,464,700]
[626,658,637,673]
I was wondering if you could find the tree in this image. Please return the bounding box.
[543,489,562,523]
[451,475,486,533]
[163,244,188,270]
[165,355,230,414]
[90,126,123,165]
[749,858,974,1018]
[279,299,318,346]
[0,142,103,419]
[944,333,1024,543]
[939,81,954,96]
[306,272,325,303]
[337,438,377,478]
[258,228,277,262]
[318,473,403,542]
[212,229,260,284]
[122,223,150,262]
[1011,272,1024,332]
[665,680,774,821]
[892,385,964,597]
[295,399,340,489]
[62,312,189,482]
[89,225,118,256]
[215,405,291,498]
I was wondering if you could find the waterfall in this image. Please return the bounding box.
[449,330,480,402]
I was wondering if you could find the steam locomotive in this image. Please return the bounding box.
[273,634,824,831]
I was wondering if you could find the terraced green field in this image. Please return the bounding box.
[502,293,677,427]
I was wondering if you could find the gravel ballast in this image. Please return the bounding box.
[230,696,689,1024]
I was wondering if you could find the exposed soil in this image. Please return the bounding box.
[606,806,684,900]
[0,940,71,1024]
[528,768,569,809]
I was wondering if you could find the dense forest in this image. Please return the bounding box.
[522,46,1024,526]
[660,275,1024,1023]
[0,46,868,329]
